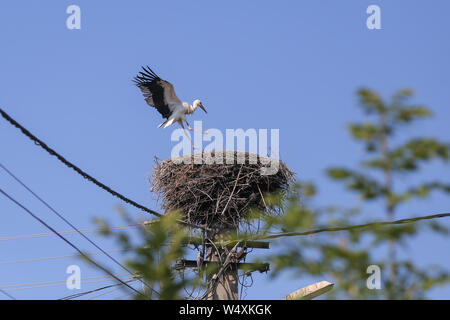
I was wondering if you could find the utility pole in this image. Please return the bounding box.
[174,237,270,300]
[205,228,238,300]
[205,246,239,300]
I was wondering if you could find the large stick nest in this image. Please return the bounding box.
[151,151,294,231]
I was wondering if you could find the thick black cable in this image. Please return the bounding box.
[0,108,206,231]
[253,212,450,241]
[0,108,159,216]
[0,163,159,296]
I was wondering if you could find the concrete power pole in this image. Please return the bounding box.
[205,250,239,300]
[205,229,239,300]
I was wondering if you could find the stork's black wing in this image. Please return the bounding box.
[133,66,172,119]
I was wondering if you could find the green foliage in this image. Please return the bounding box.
[259,88,450,299]
[94,209,195,300]
[328,89,450,212]
[327,168,385,200]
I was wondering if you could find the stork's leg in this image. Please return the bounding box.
[185,120,208,134]
[157,120,168,128]
[178,120,199,150]
[163,118,176,128]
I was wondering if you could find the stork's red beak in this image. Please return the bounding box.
[200,103,207,113]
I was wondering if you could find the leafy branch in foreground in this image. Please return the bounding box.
[256,88,450,299]
[94,210,199,300]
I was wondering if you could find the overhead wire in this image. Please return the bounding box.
[0,108,162,218]
[59,279,137,300]
[0,163,158,296]
[0,289,16,300]
[87,283,128,300]
[0,108,206,231]
[0,187,145,297]
[251,212,450,241]
[0,248,129,266]
[0,224,139,242]
[0,274,132,291]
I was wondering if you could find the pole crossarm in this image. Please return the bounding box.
[174,259,270,273]
[184,237,270,249]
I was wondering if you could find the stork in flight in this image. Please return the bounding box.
[133,66,207,136]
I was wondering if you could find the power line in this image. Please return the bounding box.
[0,225,139,242]
[252,212,450,241]
[1,274,128,289]
[5,213,448,265]
[0,163,158,296]
[0,248,129,265]
[113,291,135,300]
[0,108,205,231]
[0,289,16,300]
[2,278,128,292]
[0,187,144,297]
[0,108,162,218]
[59,279,137,300]
[87,282,130,300]
[0,274,132,291]
[0,220,159,242]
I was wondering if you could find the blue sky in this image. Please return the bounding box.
[1,1,449,299]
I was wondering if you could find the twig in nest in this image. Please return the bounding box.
[220,164,243,216]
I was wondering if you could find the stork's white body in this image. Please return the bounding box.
[160,100,203,129]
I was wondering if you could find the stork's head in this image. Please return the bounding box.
[194,99,207,113]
